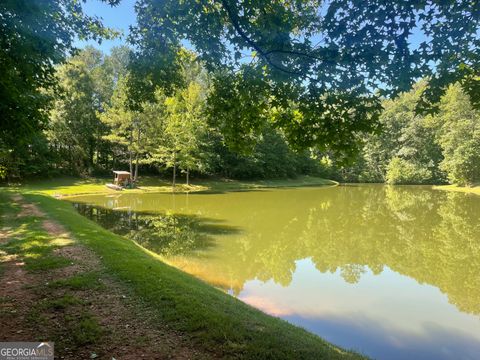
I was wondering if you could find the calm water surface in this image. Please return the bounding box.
[69,185,480,360]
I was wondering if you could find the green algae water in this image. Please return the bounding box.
[68,185,480,360]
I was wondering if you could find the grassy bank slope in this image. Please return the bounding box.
[433,184,480,196]
[14,190,363,359]
[16,176,337,197]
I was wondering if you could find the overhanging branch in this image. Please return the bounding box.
[218,0,310,77]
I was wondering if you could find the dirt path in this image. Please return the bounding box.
[0,194,210,359]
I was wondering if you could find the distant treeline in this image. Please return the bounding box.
[2,47,321,183]
[2,47,479,186]
[326,82,480,186]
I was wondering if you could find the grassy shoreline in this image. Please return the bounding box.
[24,193,362,359]
[13,175,337,197]
[1,177,365,359]
[433,184,480,196]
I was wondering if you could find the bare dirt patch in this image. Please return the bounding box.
[71,276,208,360]
[0,259,38,341]
[42,219,69,237]
[12,194,44,218]
[51,245,103,278]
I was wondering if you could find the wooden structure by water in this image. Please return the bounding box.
[106,170,132,190]
[106,183,123,191]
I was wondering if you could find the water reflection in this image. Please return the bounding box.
[70,185,480,359]
[286,310,480,360]
[73,203,239,256]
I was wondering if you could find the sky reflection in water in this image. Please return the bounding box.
[240,260,480,360]
[70,185,480,360]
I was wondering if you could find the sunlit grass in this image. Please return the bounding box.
[433,183,480,196]
[10,175,337,197]
[0,193,71,272]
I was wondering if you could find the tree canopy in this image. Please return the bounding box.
[2,0,480,185]
[129,0,480,155]
[324,82,480,186]
[0,0,118,148]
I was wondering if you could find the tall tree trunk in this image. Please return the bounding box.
[89,142,94,170]
[69,144,73,174]
[129,151,133,180]
[186,168,190,186]
[104,149,109,170]
[134,151,139,182]
[134,127,141,182]
[95,143,99,167]
[172,151,177,190]
[129,127,133,182]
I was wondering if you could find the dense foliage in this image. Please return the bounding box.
[3,43,480,187]
[329,83,480,186]
[2,46,322,182]
[0,0,118,177]
[130,0,480,156]
[2,1,480,187]
[435,86,480,185]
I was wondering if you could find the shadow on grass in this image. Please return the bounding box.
[0,194,72,271]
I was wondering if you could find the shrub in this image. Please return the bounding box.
[386,157,432,184]
[440,138,480,186]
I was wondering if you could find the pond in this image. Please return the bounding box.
[68,184,480,360]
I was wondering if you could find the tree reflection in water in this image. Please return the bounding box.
[73,203,239,257]
[72,186,480,316]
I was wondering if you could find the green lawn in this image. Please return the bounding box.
[16,175,337,197]
[1,177,365,359]
[433,183,480,196]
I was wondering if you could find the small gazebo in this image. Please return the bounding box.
[113,170,131,187]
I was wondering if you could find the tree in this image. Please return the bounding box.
[48,51,104,174]
[434,85,480,186]
[99,75,149,181]
[0,0,118,177]
[149,82,208,188]
[329,82,444,183]
[375,82,443,184]
[386,157,432,185]
[45,47,132,175]
[175,82,209,185]
[129,0,480,157]
[98,46,132,108]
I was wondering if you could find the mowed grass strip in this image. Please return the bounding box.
[0,193,72,272]
[15,175,337,197]
[0,191,105,351]
[433,183,480,196]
